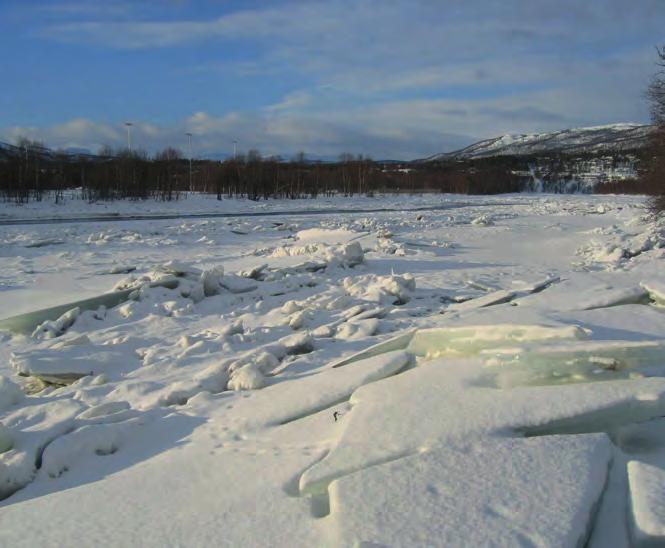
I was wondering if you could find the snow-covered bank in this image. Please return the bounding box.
[0,193,664,546]
[0,190,642,223]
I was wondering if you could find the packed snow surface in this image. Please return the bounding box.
[0,192,664,546]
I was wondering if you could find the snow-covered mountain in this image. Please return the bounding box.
[419,123,654,192]
[424,123,653,161]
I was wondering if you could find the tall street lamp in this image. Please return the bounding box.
[125,122,133,152]
[186,132,193,191]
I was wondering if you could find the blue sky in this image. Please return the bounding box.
[1,0,664,159]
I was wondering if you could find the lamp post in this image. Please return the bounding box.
[124,122,133,152]
[185,132,193,191]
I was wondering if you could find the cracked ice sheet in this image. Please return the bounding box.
[328,435,611,547]
[299,356,665,497]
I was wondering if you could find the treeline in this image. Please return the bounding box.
[4,138,658,203]
[594,177,657,195]
[0,142,523,203]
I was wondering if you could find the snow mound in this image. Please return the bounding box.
[227,364,267,391]
[40,417,144,479]
[343,273,415,305]
[324,242,364,267]
[295,228,360,245]
[271,241,364,268]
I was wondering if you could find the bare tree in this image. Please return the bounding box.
[642,46,665,212]
[648,46,665,124]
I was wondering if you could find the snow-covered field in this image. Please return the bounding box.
[0,193,664,547]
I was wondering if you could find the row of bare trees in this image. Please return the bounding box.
[0,142,526,203]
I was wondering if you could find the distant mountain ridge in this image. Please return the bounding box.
[423,123,654,161]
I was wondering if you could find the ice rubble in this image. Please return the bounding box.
[3,246,415,393]
[574,214,665,270]
[2,195,665,545]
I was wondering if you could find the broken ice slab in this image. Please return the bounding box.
[219,274,258,294]
[331,330,417,369]
[465,279,498,292]
[0,289,133,335]
[641,280,665,307]
[331,324,589,369]
[448,289,517,311]
[407,324,589,360]
[628,460,665,547]
[31,307,81,340]
[0,279,180,335]
[238,263,268,280]
[327,435,611,547]
[450,277,563,312]
[330,324,665,390]
[23,238,65,248]
[483,340,665,388]
[577,286,651,310]
[96,265,137,275]
[518,275,561,294]
[11,344,134,385]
